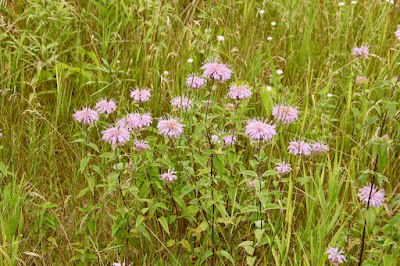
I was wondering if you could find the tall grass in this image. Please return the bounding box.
[0,0,399,265]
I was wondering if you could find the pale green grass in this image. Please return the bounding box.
[0,0,400,265]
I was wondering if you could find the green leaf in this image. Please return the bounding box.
[108,172,119,189]
[228,149,236,169]
[246,256,256,266]
[255,229,264,240]
[136,215,145,227]
[87,142,100,153]
[136,225,152,243]
[260,86,276,115]
[218,250,235,265]
[238,241,254,247]
[158,217,170,235]
[79,156,90,174]
[86,176,95,195]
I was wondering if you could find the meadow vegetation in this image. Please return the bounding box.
[0,0,400,265]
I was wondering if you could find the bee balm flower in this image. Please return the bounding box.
[395,25,400,40]
[272,104,299,124]
[245,118,277,142]
[325,245,347,264]
[287,139,312,155]
[134,140,150,152]
[352,45,369,58]
[73,107,99,125]
[227,83,252,100]
[358,184,386,208]
[160,169,178,183]
[130,86,151,102]
[95,98,117,114]
[170,95,193,111]
[157,117,184,138]
[275,161,292,176]
[186,73,206,89]
[102,126,130,146]
[311,141,329,154]
[201,59,233,82]
[117,112,152,131]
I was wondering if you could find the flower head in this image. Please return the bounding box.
[275,161,292,176]
[276,69,283,75]
[73,107,99,125]
[157,117,184,138]
[355,75,368,85]
[212,132,236,146]
[325,245,347,264]
[245,118,277,142]
[130,86,151,102]
[201,59,233,82]
[247,179,256,189]
[134,140,150,152]
[186,73,206,89]
[395,25,400,40]
[287,139,312,156]
[117,112,152,131]
[95,98,117,114]
[102,126,130,146]
[140,112,153,127]
[358,184,386,208]
[160,169,178,183]
[311,141,329,155]
[227,83,252,100]
[272,104,299,124]
[352,45,369,58]
[170,95,193,111]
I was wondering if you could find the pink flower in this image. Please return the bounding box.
[95,98,117,114]
[73,107,99,125]
[0,129,2,139]
[212,132,236,146]
[227,83,252,100]
[245,118,277,142]
[134,140,150,152]
[312,141,329,154]
[325,245,347,264]
[117,112,152,131]
[186,73,207,89]
[102,126,130,146]
[395,25,400,40]
[160,169,178,183]
[247,179,256,189]
[272,104,299,124]
[222,135,236,146]
[287,139,312,155]
[130,86,151,102]
[170,95,193,111]
[201,59,233,82]
[358,184,386,208]
[275,161,292,175]
[140,112,153,127]
[157,117,185,138]
[352,45,369,58]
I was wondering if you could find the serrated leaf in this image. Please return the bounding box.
[158,217,170,235]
